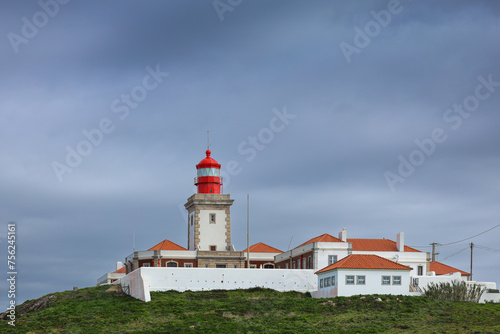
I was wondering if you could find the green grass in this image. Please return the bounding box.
[3,285,500,333]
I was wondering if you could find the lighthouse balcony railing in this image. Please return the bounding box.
[194,177,223,185]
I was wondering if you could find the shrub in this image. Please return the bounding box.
[423,280,485,303]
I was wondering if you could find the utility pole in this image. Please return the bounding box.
[470,242,474,281]
[430,243,439,262]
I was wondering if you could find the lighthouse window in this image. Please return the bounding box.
[197,168,220,177]
[210,213,216,223]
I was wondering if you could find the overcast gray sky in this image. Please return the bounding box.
[1,0,499,305]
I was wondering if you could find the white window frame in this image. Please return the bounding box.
[346,275,355,285]
[392,275,402,285]
[382,275,391,285]
[356,275,366,285]
[328,255,338,265]
[209,213,216,224]
[331,275,336,286]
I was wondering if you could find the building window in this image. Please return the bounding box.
[250,265,256,268]
[418,265,423,276]
[285,263,289,269]
[190,215,194,226]
[393,276,402,285]
[297,260,301,269]
[320,278,324,288]
[166,261,178,267]
[234,265,238,268]
[209,213,216,223]
[292,261,295,269]
[346,275,355,285]
[308,256,312,269]
[382,276,391,285]
[356,275,366,285]
[184,263,193,268]
[216,264,226,268]
[325,277,330,287]
[331,276,336,286]
[142,263,150,267]
[204,264,209,268]
[303,258,307,269]
[210,245,216,251]
[264,263,274,269]
[328,255,337,265]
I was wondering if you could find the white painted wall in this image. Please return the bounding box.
[313,269,411,298]
[352,251,428,277]
[198,209,227,251]
[314,242,351,270]
[120,268,151,302]
[121,267,317,302]
[96,272,126,286]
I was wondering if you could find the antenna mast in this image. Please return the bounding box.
[207,130,210,150]
[247,194,250,269]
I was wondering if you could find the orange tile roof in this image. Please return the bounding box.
[296,233,342,248]
[148,238,187,251]
[429,261,470,276]
[316,254,412,274]
[242,242,283,253]
[348,239,421,252]
[113,266,126,274]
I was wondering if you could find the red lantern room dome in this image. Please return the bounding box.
[196,150,221,169]
[195,149,222,194]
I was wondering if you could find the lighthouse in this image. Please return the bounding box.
[194,149,222,194]
[185,149,235,258]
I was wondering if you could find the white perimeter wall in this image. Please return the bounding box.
[120,267,151,302]
[198,209,226,251]
[121,267,317,302]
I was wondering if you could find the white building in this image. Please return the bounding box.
[312,254,413,298]
[275,229,428,277]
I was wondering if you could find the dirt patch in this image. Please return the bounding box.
[106,284,123,293]
[4,295,58,317]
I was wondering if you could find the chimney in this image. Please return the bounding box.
[339,228,347,242]
[116,261,123,270]
[396,232,404,252]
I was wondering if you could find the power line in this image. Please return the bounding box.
[475,244,500,253]
[440,246,469,261]
[439,223,500,246]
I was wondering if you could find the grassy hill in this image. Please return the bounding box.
[3,285,500,333]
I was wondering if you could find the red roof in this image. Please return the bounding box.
[429,261,470,276]
[148,238,187,251]
[316,254,412,274]
[296,233,342,248]
[113,266,126,274]
[348,239,421,252]
[242,242,283,253]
